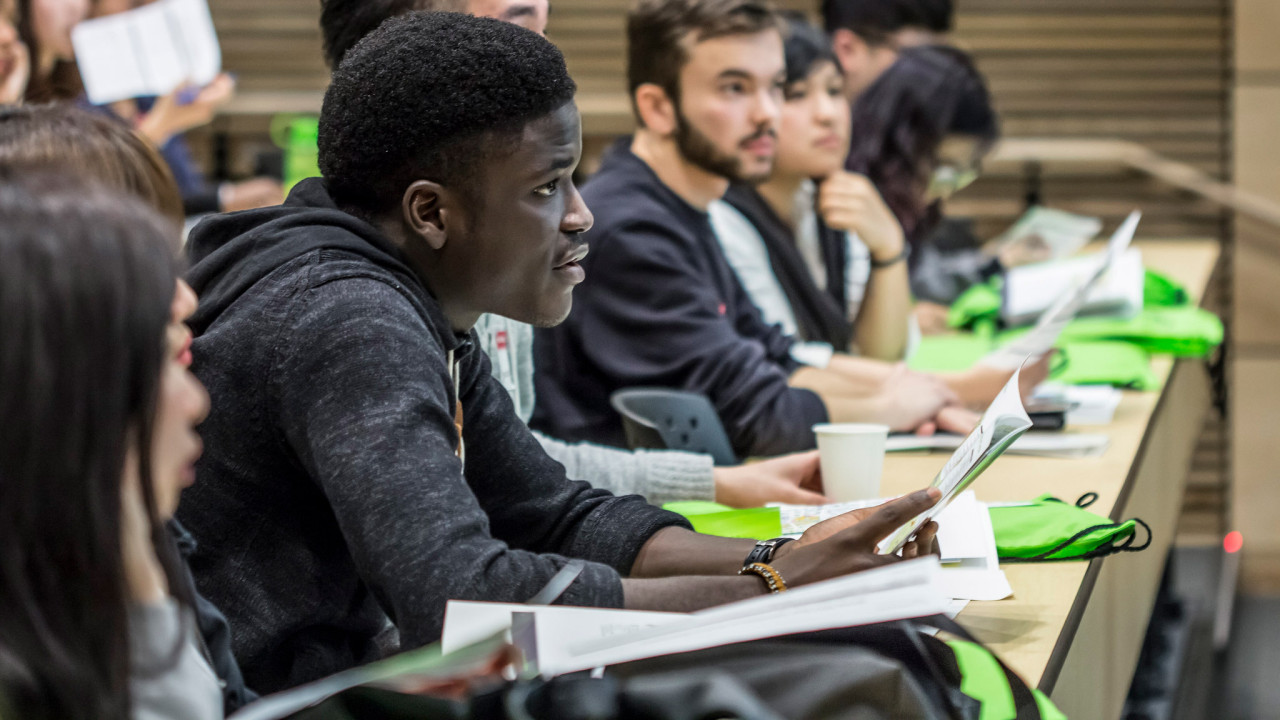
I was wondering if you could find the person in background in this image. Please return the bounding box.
[0,173,220,720]
[320,0,549,69]
[711,13,913,365]
[0,102,259,715]
[20,0,282,213]
[533,0,1051,460]
[820,0,908,99]
[318,0,829,507]
[90,0,283,214]
[845,45,1041,324]
[0,0,28,103]
[180,12,942,692]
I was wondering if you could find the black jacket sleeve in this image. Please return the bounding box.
[572,220,827,457]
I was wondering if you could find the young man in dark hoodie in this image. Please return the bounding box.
[180,12,941,693]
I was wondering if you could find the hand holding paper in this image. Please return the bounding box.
[880,363,1034,555]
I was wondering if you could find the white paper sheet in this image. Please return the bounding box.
[886,431,1110,459]
[72,0,221,104]
[539,559,950,677]
[984,211,1142,370]
[880,366,1034,555]
[774,490,990,564]
[441,601,681,657]
[991,205,1103,262]
[1033,383,1124,426]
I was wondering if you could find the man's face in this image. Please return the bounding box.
[670,29,784,184]
[467,0,548,35]
[440,102,592,328]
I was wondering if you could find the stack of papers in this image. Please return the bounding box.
[441,558,951,678]
[72,0,221,104]
[984,210,1142,370]
[1033,383,1124,426]
[886,431,1110,459]
[774,491,1012,602]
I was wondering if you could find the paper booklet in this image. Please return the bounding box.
[72,0,221,105]
[992,206,1103,262]
[983,210,1142,370]
[879,364,1034,556]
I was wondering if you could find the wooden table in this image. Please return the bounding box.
[876,239,1221,719]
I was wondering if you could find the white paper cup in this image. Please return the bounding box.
[812,423,890,503]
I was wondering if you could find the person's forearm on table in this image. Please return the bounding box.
[851,262,912,362]
[622,527,770,611]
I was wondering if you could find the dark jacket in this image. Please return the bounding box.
[532,142,828,458]
[179,178,689,692]
[169,520,258,714]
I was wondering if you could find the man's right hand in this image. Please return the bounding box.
[771,488,942,586]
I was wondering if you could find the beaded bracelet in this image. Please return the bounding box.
[739,562,789,593]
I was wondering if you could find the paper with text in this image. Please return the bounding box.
[73,0,221,105]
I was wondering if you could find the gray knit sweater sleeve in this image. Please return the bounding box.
[533,431,715,505]
[476,313,716,506]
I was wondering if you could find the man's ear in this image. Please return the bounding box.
[634,83,678,137]
[402,180,449,251]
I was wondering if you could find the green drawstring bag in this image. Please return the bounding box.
[990,493,1151,562]
[947,279,1003,333]
[1044,340,1160,390]
[662,501,782,541]
[1055,306,1224,358]
[1144,269,1190,308]
[948,269,1193,333]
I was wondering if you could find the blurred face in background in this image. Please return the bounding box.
[30,0,88,63]
[772,59,849,181]
[467,0,548,35]
[0,0,25,92]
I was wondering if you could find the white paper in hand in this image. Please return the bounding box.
[982,210,1142,370]
[879,364,1034,555]
[73,0,221,105]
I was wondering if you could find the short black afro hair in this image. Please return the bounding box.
[319,0,465,69]
[319,12,577,216]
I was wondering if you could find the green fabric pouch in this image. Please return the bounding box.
[1045,340,1160,390]
[990,493,1151,562]
[948,269,1194,332]
[662,501,782,541]
[1055,306,1224,358]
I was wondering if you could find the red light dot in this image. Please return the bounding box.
[1224,531,1244,554]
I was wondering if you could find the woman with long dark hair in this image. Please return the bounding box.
[0,102,257,715]
[843,44,1045,317]
[0,175,220,719]
[712,13,913,364]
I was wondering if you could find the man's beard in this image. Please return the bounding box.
[674,108,773,185]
